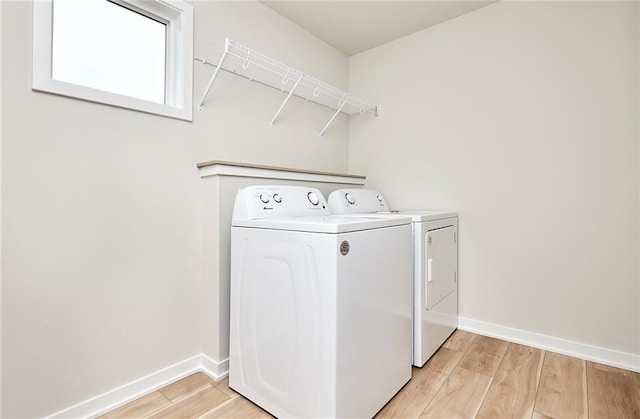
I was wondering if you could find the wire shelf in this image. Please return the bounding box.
[196,38,379,136]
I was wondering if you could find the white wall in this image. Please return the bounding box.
[0,1,349,417]
[349,1,639,356]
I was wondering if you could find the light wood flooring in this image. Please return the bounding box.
[100,331,640,418]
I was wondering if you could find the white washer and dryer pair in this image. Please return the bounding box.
[328,189,458,367]
[229,185,413,418]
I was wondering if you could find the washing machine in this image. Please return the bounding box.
[229,185,413,418]
[328,189,458,367]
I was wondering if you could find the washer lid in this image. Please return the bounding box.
[233,215,411,233]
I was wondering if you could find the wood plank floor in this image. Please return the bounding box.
[100,331,640,418]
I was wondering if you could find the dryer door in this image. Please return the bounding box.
[425,226,457,310]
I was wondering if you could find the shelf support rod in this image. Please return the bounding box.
[319,95,350,137]
[270,73,304,127]
[197,38,230,112]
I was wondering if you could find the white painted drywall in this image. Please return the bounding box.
[0,1,349,417]
[349,1,640,356]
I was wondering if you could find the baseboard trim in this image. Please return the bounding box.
[201,355,230,380]
[46,354,230,418]
[458,316,640,373]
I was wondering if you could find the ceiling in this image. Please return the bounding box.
[262,1,497,56]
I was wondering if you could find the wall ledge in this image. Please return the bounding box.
[459,316,640,372]
[197,160,366,185]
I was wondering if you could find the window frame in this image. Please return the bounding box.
[32,0,194,121]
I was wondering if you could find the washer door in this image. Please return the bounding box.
[425,226,457,310]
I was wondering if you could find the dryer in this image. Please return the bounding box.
[328,189,458,367]
[229,185,413,418]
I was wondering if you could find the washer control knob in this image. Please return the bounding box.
[259,193,270,203]
[376,194,384,203]
[345,192,356,205]
[273,193,282,203]
[307,192,320,206]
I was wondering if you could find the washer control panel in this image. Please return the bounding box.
[328,189,390,213]
[233,185,330,220]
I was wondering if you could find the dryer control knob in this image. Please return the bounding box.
[345,192,356,205]
[307,192,320,206]
[259,193,270,203]
[376,194,384,203]
[273,193,282,203]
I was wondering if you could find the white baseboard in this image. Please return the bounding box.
[458,316,640,373]
[201,354,230,380]
[46,354,230,419]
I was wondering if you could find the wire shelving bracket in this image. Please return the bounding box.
[196,38,379,137]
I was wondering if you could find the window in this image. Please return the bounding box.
[52,0,167,104]
[33,0,194,121]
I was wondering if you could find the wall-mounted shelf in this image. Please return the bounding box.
[196,38,379,137]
